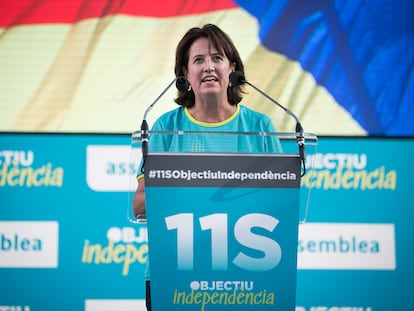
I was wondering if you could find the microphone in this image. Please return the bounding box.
[230,71,306,176]
[140,76,189,171]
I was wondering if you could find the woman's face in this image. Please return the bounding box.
[185,37,234,103]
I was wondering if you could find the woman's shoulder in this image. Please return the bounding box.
[238,104,276,131]
[158,105,184,119]
[239,105,271,121]
[154,106,184,122]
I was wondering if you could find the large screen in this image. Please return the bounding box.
[1,0,413,136]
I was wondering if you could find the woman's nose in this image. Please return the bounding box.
[204,58,215,72]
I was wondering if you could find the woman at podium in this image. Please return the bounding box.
[132,23,280,311]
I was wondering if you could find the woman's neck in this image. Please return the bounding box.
[188,101,236,123]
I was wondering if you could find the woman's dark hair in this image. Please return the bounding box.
[174,24,245,107]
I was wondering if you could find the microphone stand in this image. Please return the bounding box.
[230,72,307,176]
[140,78,177,173]
[140,77,189,173]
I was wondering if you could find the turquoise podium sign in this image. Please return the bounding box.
[145,153,301,310]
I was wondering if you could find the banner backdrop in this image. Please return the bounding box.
[1,133,413,311]
[1,0,413,136]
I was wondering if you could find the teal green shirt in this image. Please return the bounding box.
[149,104,281,154]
